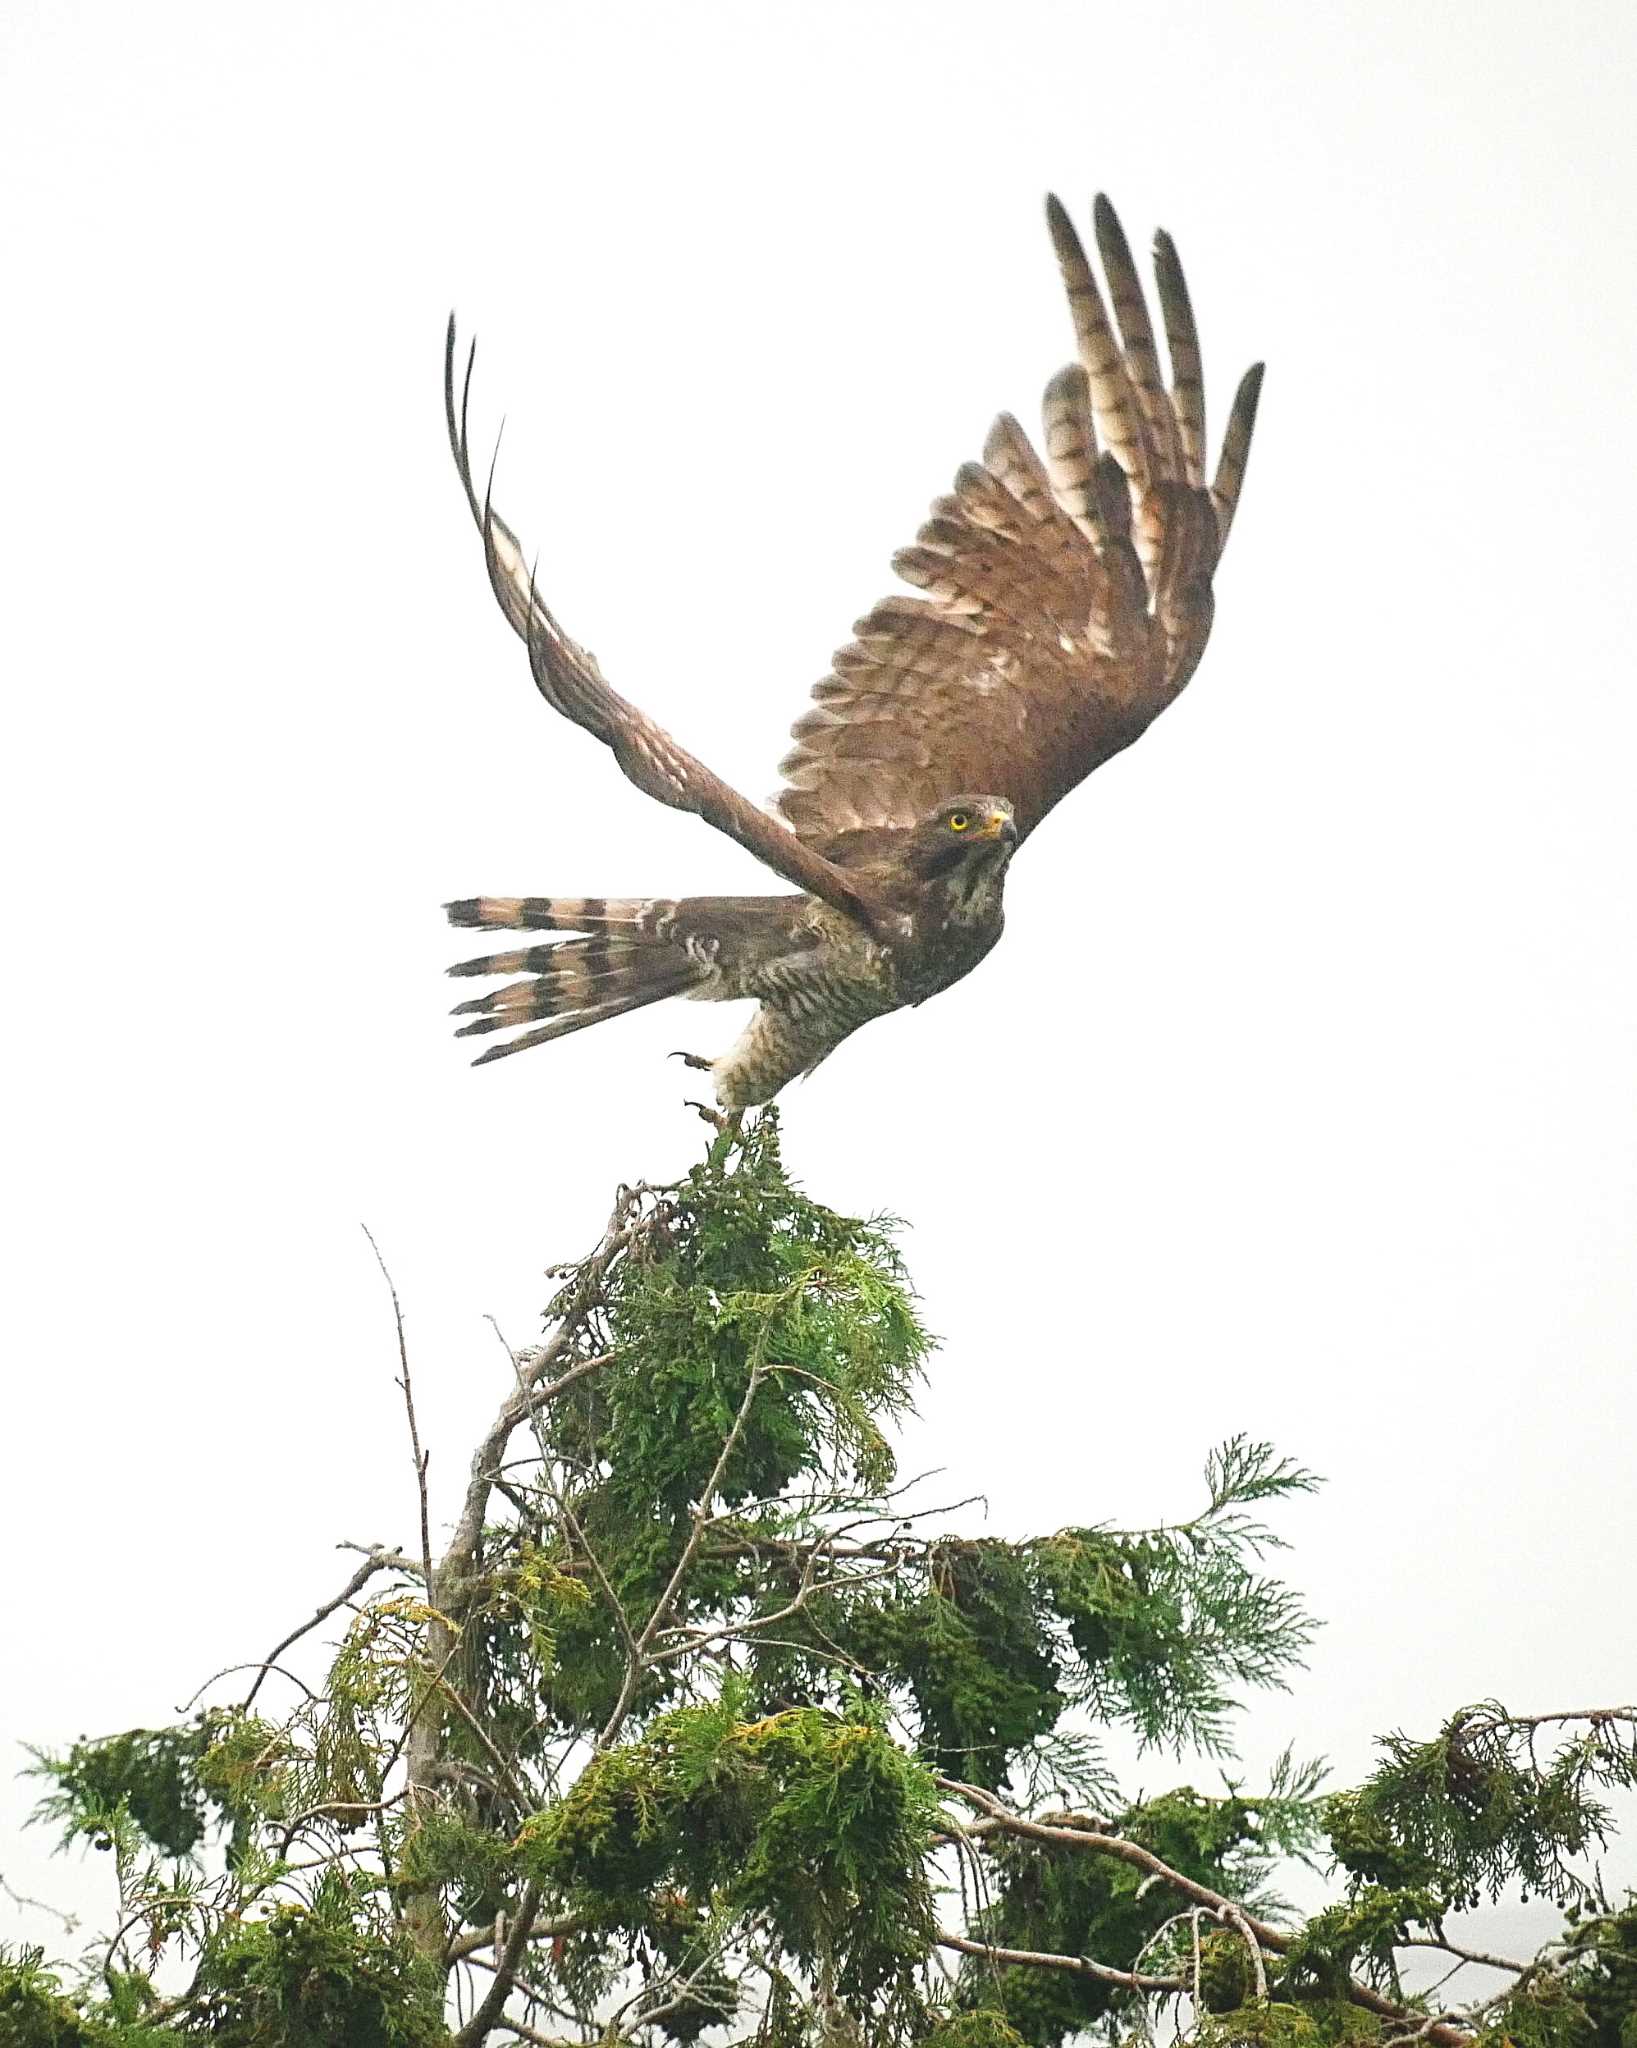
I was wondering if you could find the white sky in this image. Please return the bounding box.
[3,0,1633,1976]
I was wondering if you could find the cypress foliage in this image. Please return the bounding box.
[12,1115,1635,2045]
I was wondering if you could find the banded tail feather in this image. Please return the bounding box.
[445,894,669,935]
[445,894,706,1066]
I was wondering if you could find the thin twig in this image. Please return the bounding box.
[429,1671,533,1814]
[363,1224,435,1593]
[0,1868,79,1935]
[239,1553,398,1709]
[180,1660,317,1713]
[274,1792,407,1855]
[1400,1933,1531,1975]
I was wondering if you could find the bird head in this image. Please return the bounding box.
[904,797,1019,883]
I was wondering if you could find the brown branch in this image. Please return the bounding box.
[240,1552,400,1709]
[0,1867,79,1936]
[1461,1703,1636,1734]
[935,1779,1477,2045]
[937,1927,1182,1993]
[1400,1934,1531,1976]
[429,1669,533,1814]
[455,1879,543,2048]
[400,1189,637,1958]
[493,2019,580,2048]
[445,1913,583,1967]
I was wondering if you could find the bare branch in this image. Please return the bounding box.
[1221,1901,1268,2003]
[1400,1933,1531,1975]
[362,1224,435,1593]
[445,1913,583,1967]
[455,1879,543,2048]
[240,1552,400,1709]
[937,1927,1182,1993]
[0,1867,79,1935]
[402,1186,639,1955]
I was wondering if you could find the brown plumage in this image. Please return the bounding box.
[443,194,1263,1108]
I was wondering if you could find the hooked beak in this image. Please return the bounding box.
[977,808,1018,847]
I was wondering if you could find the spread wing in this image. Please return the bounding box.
[444,323,879,931]
[775,195,1263,848]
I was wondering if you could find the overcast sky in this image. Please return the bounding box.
[3,0,1633,1973]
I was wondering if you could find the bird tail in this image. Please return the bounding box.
[444,895,704,1064]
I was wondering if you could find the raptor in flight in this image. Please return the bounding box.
[444,195,1262,1107]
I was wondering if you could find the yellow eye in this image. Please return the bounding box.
[948,811,971,832]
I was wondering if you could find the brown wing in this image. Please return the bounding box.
[775,194,1264,847]
[444,322,879,930]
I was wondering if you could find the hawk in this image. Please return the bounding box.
[444,194,1262,1108]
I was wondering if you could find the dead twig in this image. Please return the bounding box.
[240,1553,400,1710]
[363,1225,434,1594]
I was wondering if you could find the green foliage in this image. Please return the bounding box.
[1280,1885,1446,1998]
[854,1541,1064,1789]
[962,1784,1307,2046]
[179,1885,445,2046]
[0,1946,171,2048]
[0,1947,97,2048]
[742,1439,1321,1793]
[193,1716,295,1842]
[518,1685,939,2004]
[1340,1706,1637,1912]
[922,2013,1028,2048]
[1033,1439,1319,1758]
[517,1112,932,1740]
[602,1117,924,1509]
[1194,2000,1380,2047]
[27,1718,229,1862]
[18,1111,1621,2048]
[1477,1894,1637,2048]
[1323,1788,1443,1894]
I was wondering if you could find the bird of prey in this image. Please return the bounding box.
[444,194,1262,1108]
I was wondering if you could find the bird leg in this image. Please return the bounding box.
[670,1049,714,1071]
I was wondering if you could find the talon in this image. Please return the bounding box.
[670,1050,713,1072]
[685,1098,729,1131]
